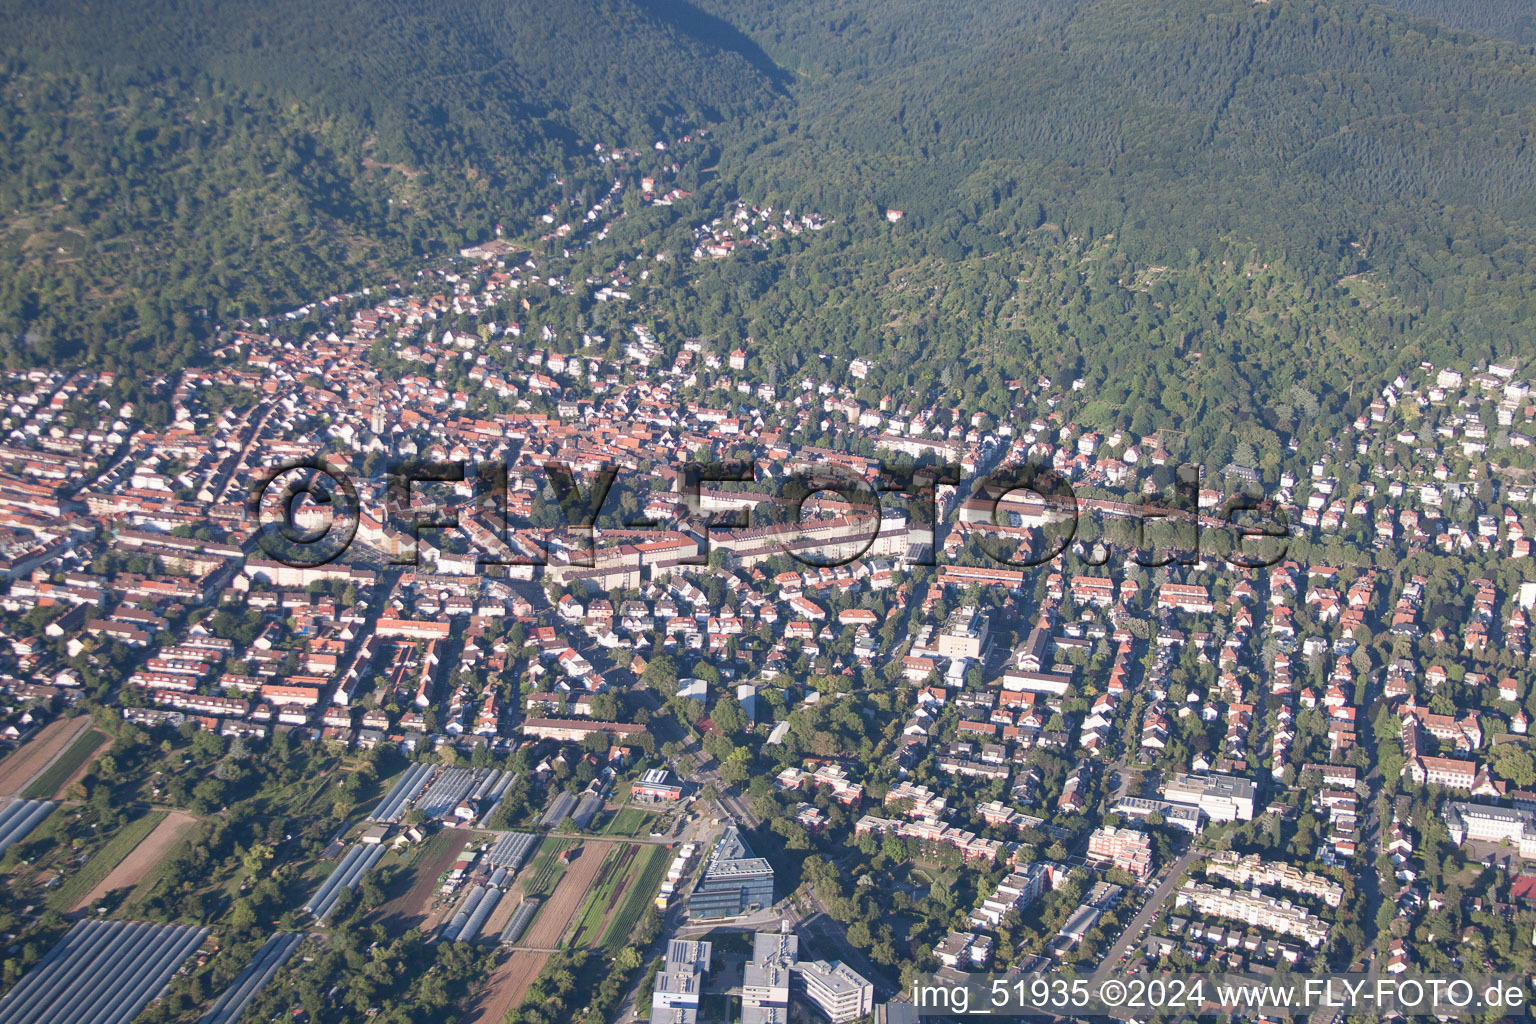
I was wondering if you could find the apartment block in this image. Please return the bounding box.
[1086,825,1154,880]
[1174,880,1329,947]
[1203,850,1344,907]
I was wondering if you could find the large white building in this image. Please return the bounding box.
[740,929,873,1024]
[937,606,989,661]
[799,959,875,1022]
[1442,801,1536,858]
[1162,772,1255,822]
[743,932,796,1024]
[651,939,712,1024]
[1204,850,1344,907]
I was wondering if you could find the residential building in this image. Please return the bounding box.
[1086,825,1154,880]
[1174,880,1329,947]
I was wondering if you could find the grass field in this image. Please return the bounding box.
[48,809,166,911]
[521,839,571,897]
[602,807,650,836]
[23,729,106,800]
[599,844,667,954]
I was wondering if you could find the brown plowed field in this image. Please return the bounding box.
[73,810,197,910]
[519,839,613,948]
[375,831,469,936]
[468,950,549,1024]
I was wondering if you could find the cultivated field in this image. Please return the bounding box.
[70,809,196,910]
[568,844,647,948]
[0,717,92,797]
[519,838,571,897]
[602,806,651,836]
[599,844,668,954]
[467,839,623,1020]
[520,839,613,948]
[375,830,468,936]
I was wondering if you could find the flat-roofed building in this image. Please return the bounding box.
[633,768,685,801]
[689,826,774,919]
[798,959,874,1022]
[1086,825,1154,880]
[1162,771,1255,821]
[1174,880,1329,947]
[1204,850,1344,906]
[1115,796,1203,834]
[743,931,797,1024]
[650,939,712,1024]
[937,606,989,661]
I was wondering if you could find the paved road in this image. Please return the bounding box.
[1090,844,1202,983]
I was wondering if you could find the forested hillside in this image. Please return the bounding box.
[3,0,779,158]
[4,0,1536,395]
[710,0,1536,253]
[0,0,777,372]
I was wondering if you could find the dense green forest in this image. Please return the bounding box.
[4,0,1536,395]
[1375,0,1536,43]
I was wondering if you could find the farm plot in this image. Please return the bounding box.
[519,838,570,898]
[374,830,468,936]
[0,717,91,797]
[602,806,652,836]
[599,845,669,954]
[566,844,641,949]
[518,840,614,949]
[69,809,196,911]
[466,840,653,1021]
[48,809,166,912]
